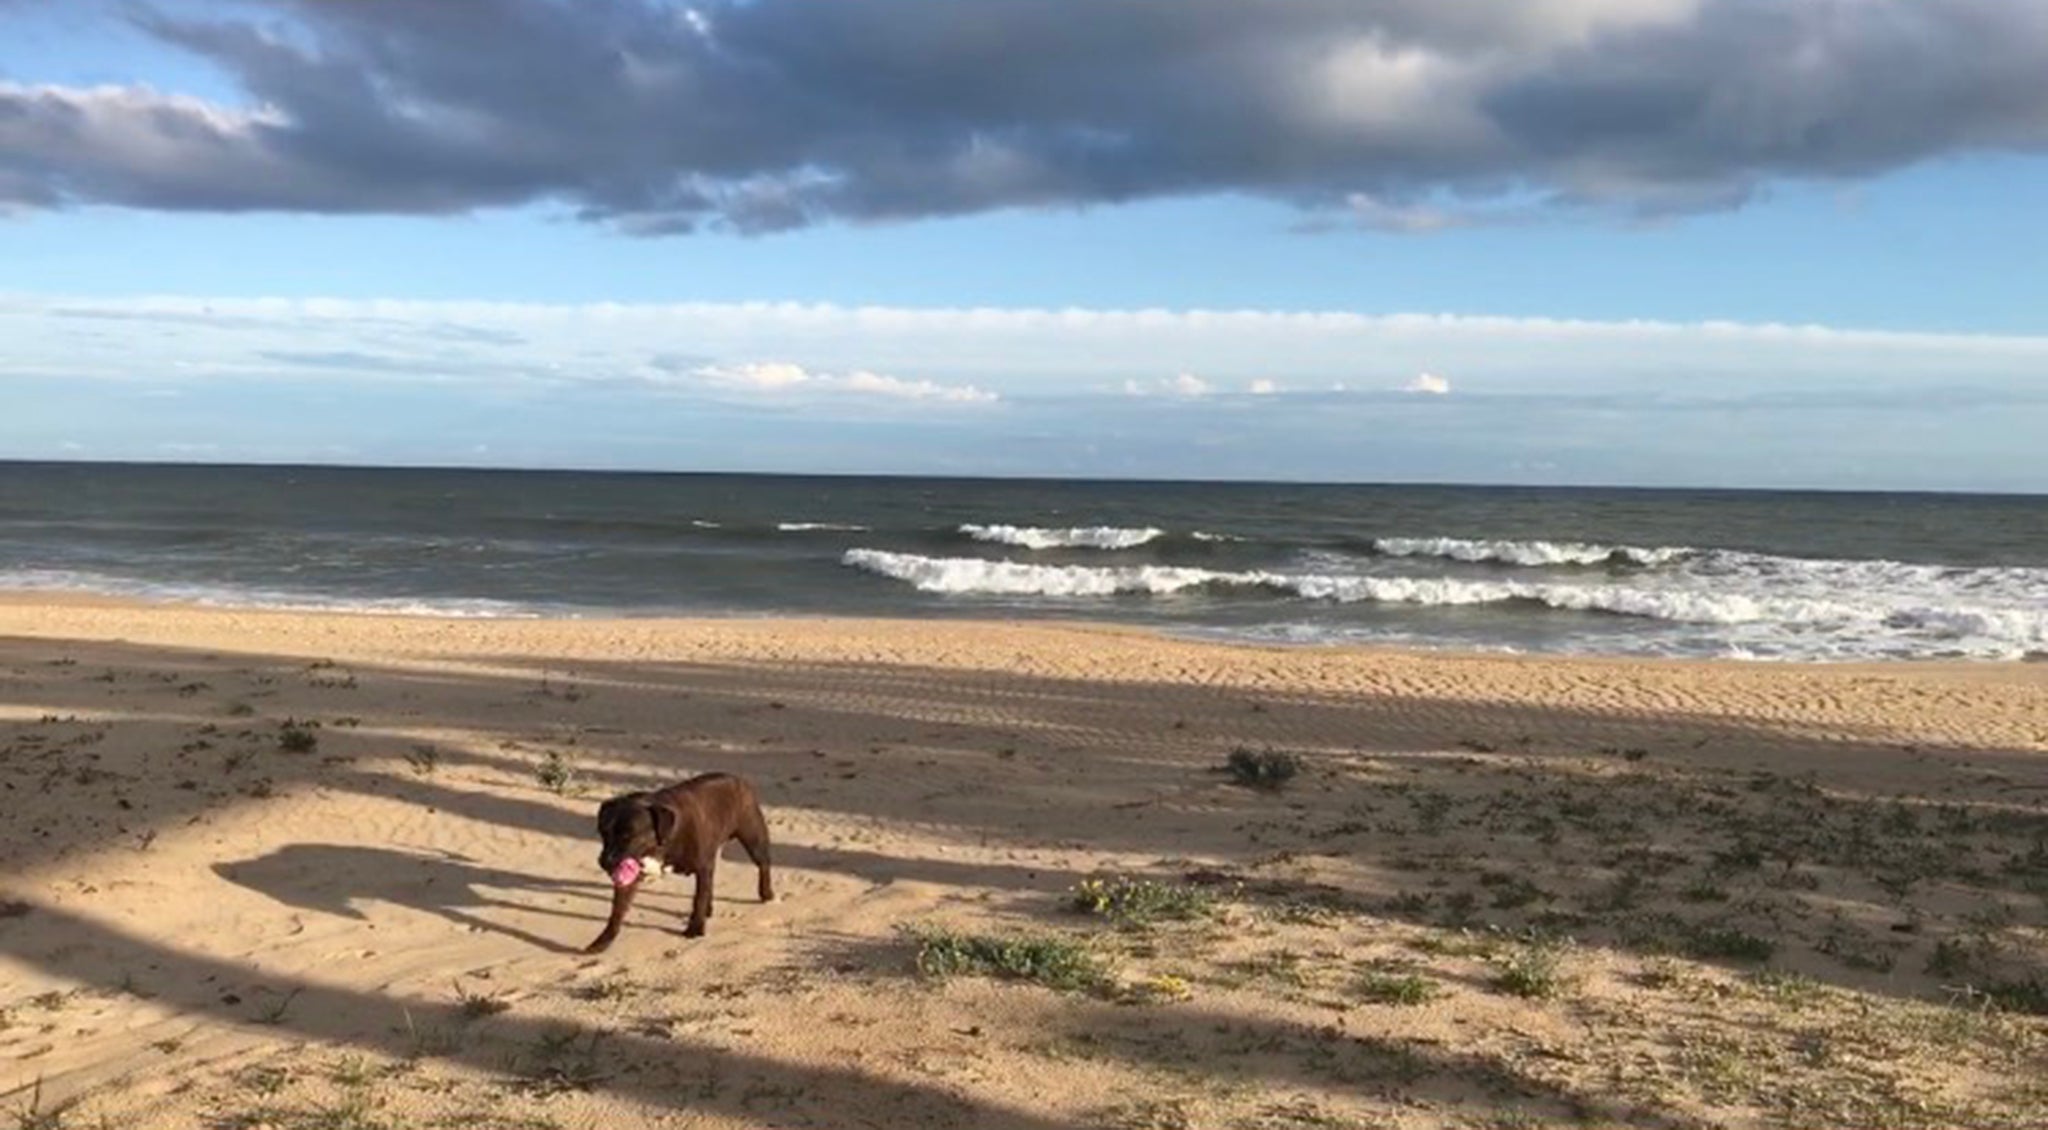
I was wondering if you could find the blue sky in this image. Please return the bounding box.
[4,1,2047,490]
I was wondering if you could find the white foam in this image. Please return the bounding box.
[846,549,1213,595]
[0,568,540,618]
[776,521,869,532]
[1192,531,1248,543]
[841,548,2048,661]
[1372,536,1689,568]
[959,523,1164,550]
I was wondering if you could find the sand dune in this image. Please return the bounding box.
[3,599,2046,1128]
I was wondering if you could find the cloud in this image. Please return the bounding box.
[1249,378,1280,395]
[9,295,2048,403]
[1126,373,1213,397]
[693,361,996,403]
[1404,372,1452,394]
[696,361,812,392]
[7,305,2048,488]
[4,1,2047,231]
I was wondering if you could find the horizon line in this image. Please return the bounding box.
[6,455,2043,501]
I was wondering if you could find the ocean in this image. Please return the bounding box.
[3,461,2045,662]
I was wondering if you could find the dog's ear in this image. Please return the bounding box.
[650,802,679,847]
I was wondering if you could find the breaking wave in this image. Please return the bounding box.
[959,523,1164,550]
[842,548,2048,658]
[1370,536,1690,568]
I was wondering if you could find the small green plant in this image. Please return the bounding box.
[1635,957,1686,990]
[1597,869,1650,911]
[257,987,302,1025]
[1679,878,1731,903]
[1489,937,1575,1000]
[326,1054,376,1088]
[1070,877,1216,928]
[517,1030,606,1097]
[1099,1098,1195,1130]
[454,979,510,1019]
[1231,948,1312,989]
[1224,747,1299,790]
[1121,973,1194,1004]
[535,673,587,704]
[570,974,639,1003]
[290,1090,388,1130]
[1984,976,2048,1016]
[277,720,319,754]
[1710,841,1767,873]
[535,750,576,794]
[1273,897,1346,927]
[1409,791,1455,834]
[910,926,1108,993]
[1748,968,1825,1006]
[404,744,440,775]
[1355,969,1443,1006]
[1437,891,1479,927]
[1384,891,1433,916]
[234,1065,293,1097]
[1925,937,1980,979]
[1683,925,1776,964]
[1480,871,1546,910]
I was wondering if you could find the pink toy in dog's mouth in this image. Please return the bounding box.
[610,858,643,888]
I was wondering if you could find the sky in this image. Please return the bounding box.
[3,1,2047,490]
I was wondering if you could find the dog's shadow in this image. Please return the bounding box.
[213,845,604,954]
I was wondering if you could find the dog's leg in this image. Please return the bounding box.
[684,853,716,937]
[738,807,775,902]
[584,879,639,954]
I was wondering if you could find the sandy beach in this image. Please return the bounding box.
[3,597,2046,1128]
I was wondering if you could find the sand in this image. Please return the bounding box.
[2,598,2046,1128]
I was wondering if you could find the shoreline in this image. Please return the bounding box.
[3,588,2043,677]
[5,594,2047,757]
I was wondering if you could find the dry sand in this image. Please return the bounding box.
[2,598,2046,1128]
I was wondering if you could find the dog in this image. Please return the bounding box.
[584,772,774,954]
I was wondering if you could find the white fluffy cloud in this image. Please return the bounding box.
[1125,373,1214,398]
[695,361,995,402]
[1403,372,1452,395]
[696,361,812,391]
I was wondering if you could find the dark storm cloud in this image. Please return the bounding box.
[3,0,2046,231]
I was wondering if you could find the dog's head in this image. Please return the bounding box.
[595,793,678,876]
